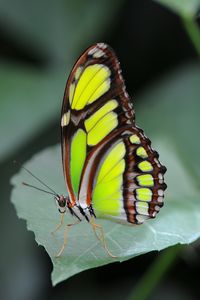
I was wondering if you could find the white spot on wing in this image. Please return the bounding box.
[154,158,161,167]
[88,47,105,58]
[97,43,107,49]
[157,196,163,203]
[155,205,160,211]
[93,49,105,58]
[74,66,83,81]
[61,111,70,127]
[136,215,148,223]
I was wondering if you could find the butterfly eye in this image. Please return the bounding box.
[55,196,66,207]
[54,196,66,214]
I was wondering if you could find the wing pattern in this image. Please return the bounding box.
[61,43,167,224]
[61,43,134,203]
[78,126,166,224]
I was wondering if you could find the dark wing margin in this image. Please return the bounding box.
[61,43,136,203]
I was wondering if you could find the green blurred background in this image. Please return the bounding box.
[1,0,200,299]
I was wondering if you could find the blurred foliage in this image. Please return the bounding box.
[1,0,200,299]
[137,62,200,181]
[154,0,200,18]
[155,0,200,56]
[0,66,63,159]
[0,0,123,162]
[0,0,124,63]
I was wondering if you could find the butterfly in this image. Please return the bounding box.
[53,43,167,256]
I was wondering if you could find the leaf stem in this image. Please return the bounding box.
[182,16,200,57]
[127,245,183,300]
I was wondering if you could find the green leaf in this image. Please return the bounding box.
[11,146,200,285]
[154,0,200,18]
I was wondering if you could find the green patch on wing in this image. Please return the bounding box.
[92,141,125,218]
[70,129,87,195]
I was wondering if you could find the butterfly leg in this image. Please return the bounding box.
[51,212,65,235]
[90,218,117,258]
[55,220,80,257]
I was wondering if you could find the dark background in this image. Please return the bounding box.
[1,1,200,300]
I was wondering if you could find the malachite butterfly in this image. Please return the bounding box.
[18,42,166,257]
[55,42,167,235]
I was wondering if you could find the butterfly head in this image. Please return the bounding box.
[55,195,69,213]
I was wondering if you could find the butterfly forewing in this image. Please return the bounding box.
[61,43,135,204]
[61,43,167,224]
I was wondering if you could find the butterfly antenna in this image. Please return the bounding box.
[22,182,57,196]
[13,160,59,197]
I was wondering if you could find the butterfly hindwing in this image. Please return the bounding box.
[78,126,166,224]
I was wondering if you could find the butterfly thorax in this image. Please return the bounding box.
[55,195,95,222]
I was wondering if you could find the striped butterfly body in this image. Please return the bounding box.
[56,43,167,232]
